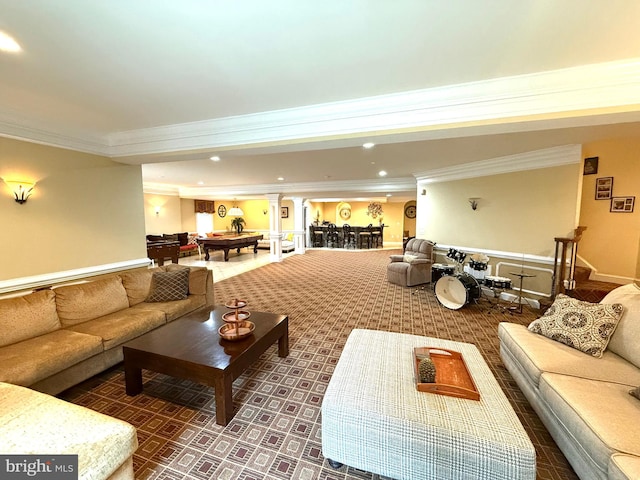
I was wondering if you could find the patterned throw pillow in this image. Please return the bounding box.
[528,294,624,358]
[630,386,640,401]
[145,268,189,303]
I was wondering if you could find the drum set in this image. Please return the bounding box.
[432,250,514,311]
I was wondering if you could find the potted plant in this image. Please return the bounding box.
[231,217,245,235]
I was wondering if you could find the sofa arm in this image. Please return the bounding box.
[389,255,404,263]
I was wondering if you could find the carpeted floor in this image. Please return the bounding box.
[62,249,578,480]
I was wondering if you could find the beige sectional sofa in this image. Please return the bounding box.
[498,284,640,480]
[0,264,214,480]
[0,264,213,395]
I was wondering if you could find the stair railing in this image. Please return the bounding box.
[552,226,586,299]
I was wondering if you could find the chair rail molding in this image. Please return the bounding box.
[0,258,151,295]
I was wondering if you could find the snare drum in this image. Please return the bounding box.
[484,275,512,290]
[435,273,481,310]
[431,264,455,284]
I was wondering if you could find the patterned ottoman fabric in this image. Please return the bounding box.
[321,329,536,480]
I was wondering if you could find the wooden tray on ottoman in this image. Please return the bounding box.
[413,347,480,401]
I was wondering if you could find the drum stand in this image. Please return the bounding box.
[505,272,537,314]
[480,286,510,314]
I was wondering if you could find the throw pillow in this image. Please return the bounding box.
[630,385,640,401]
[403,254,418,263]
[527,294,624,358]
[146,268,189,303]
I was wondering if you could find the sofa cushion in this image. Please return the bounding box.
[55,276,130,327]
[601,284,640,369]
[609,454,640,480]
[66,308,166,350]
[630,385,640,401]
[165,264,209,296]
[0,289,60,347]
[146,268,190,302]
[0,382,138,480]
[119,267,165,306]
[132,295,206,322]
[0,329,104,386]
[498,322,640,387]
[527,294,623,357]
[539,373,640,475]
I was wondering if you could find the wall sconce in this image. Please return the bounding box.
[5,181,35,204]
[468,198,480,210]
[262,209,268,215]
[421,188,427,196]
[154,206,161,216]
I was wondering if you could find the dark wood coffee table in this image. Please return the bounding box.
[122,306,288,426]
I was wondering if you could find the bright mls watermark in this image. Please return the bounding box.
[0,455,78,479]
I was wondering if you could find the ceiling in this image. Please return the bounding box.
[2,1,640,202]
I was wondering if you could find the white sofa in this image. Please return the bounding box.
[256,232,295,252]
[498,284,640,480]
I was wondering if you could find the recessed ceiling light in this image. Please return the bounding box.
[197,181,204,185]
[0,31,21,53]
[363,142,375,149]
[277,177,285,181]
[209,155,220,161]
[378,170,387,177]
[386,194,392,197]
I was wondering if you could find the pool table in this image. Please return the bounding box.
[197,233,264,261]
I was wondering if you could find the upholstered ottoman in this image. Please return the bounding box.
[321,329,535,480]
[0,383,138,480]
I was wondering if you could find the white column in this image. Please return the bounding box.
[266,193,283,263]
[292,197,306,254]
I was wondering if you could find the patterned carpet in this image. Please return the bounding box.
[61,249,578,480]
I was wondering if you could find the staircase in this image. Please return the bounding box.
[552,227,622,303]
[566,266,622,303]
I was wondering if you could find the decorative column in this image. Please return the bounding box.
[266,193,283,263]
[292,197,306,254]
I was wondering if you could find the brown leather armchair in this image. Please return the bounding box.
[387,238,435,287]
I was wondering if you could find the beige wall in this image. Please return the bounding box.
[144,193,183,234]
[1,137,146,281]
[418,164,582,257]
[579,138,640,281]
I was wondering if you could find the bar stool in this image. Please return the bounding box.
[327,223,340,248]
[311,226,324,247]
[358,224,373,249]
[343,224,356,249]
[371,225,382,248]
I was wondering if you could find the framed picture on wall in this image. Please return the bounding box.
[595,177,613,200]
[583,156,599,175]
[610,196,635,213]
[281,206,289,218]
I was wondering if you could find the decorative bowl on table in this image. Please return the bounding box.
[218,320,255,341]
[220,298,254,341]
[224,299,247,310]
[222,310,251,322]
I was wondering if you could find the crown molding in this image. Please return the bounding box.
[2,59,639,159]
[415,145,581,183]
[108,58,640,157]
[146,177,417,199]
[142,183,181,196]
[0,116,110,156]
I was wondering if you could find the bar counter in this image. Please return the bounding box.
[309,224,384,248]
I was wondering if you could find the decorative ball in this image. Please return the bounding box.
[418,357,437,383]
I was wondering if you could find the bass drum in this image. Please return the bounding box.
[435,273,481,310]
